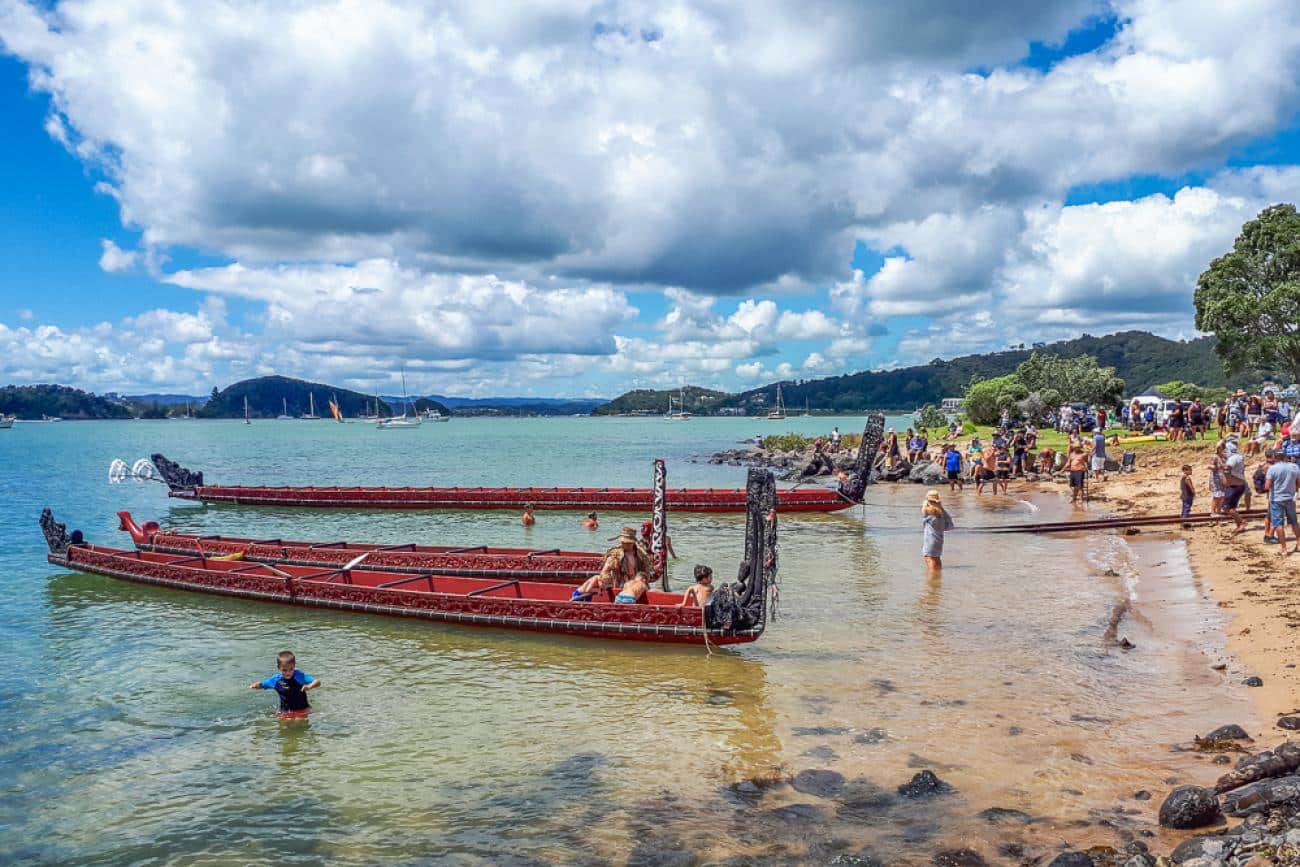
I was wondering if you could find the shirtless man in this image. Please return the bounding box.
[521,504,535,526]
[1065,444,1089,504]
[606,527,650,585]
[580,512,598,530]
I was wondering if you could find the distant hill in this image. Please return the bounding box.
[0,384,132,420]
[593,386,731,416]
[122,393,208,407]
[731,331,1261,413]
[381,394,607,417]
[203,375,444,419]
[594,331,1270,415]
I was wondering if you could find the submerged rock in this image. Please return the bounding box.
[1244,676,1265,687]
[1277,716,1300,731]
[853,728,888,745]
[1158,785,1221,829]
[932,849,986,866]
[977,807,1034,825]
[791,769,846,799]
[897,770,953,799]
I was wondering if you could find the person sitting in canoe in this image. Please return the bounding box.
[605,526,651,582]
[249,651,320,714]
[677,565,713,608]
[614,571,650,604]
[572,560,617,602]
[581,512,598,530]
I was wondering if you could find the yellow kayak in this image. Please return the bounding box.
[1115,433,1167,444]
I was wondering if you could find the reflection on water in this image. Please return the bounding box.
[0,420,1261,864]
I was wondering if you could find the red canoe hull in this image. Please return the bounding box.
[170,484,850,513]
[119,512,606,580]
[50,545,759,645]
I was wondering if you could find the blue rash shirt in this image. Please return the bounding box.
[260,670,315,712]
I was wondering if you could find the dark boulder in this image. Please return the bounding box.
[932,849,986,866]
[1202,724,1250,742]
[1157,785,1221,829]
[791,768,846,798]
[1243,676,1264,687]
[1169,835,1228,864]
[1045,853,1094,867]
[1278,716,1300,731]
[897,770,953,799]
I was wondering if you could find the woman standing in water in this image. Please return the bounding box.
[921,489,955,574]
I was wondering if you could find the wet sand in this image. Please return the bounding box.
[1073,440,1300,725]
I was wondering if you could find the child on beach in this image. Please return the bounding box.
[249,651,320,714]
[921,490,955,574]
[1179,465,1195,518]
[677,565,714,608]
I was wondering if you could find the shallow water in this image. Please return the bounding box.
[0,418,1257,864]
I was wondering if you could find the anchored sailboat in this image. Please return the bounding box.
[766,384,787,421]
[300,393,321,420]
[243,396,251,425]
[377,371,421,429]
[664,387,691,420]
[277,398,292,420]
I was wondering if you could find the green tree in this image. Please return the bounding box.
[1014,352,1125,407]
[912,404,947,434]
[1195,203,1300,385]
[1154,381,1231,402]
[963,374,1028,425]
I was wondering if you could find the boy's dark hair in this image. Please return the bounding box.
[693,564,713,582]
[1181,464,1192,472]
[277,650,296,665]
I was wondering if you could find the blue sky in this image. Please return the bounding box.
[1,1,1298,398]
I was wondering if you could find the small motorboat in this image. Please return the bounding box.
[0,415,13,429]
[41,469,778,645]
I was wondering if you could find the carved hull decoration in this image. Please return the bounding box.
[146,453,853,513]
[837,413,886,504]
[651,457,668,590]
[117,511,606,581]
[44,481,779,646]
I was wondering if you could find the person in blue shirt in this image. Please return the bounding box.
[249,651,320,713]
[942,445,964,492]
[1284,430,1300,463]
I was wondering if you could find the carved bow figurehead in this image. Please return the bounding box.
[836,412,886,503]
[40,508,71,556]
[149,453,204,494]
[704,468,777,636]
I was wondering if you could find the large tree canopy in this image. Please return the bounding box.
[1014,352,1125,408]
[1195,203,1300,386]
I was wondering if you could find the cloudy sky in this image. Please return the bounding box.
[1,0,1298,398]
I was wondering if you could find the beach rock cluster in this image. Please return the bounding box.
[707,446,857,480]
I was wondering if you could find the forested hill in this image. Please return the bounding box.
[202,375,447,419]
[734,332,1240,412]
[0,384,132,419]
[592,386,731,416]
[595,331,1252,415]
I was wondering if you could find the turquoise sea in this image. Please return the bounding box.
[0,417,1257,864]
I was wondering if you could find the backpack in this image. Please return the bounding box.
[1253,463,1269,494]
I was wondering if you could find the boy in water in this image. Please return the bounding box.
[521,504,535,526]
[581,512,598,530]
[249,651,320,713]
[677,565,714,608]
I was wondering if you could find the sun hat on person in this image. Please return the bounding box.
[925,489,942,503]
[615,526,638,544]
